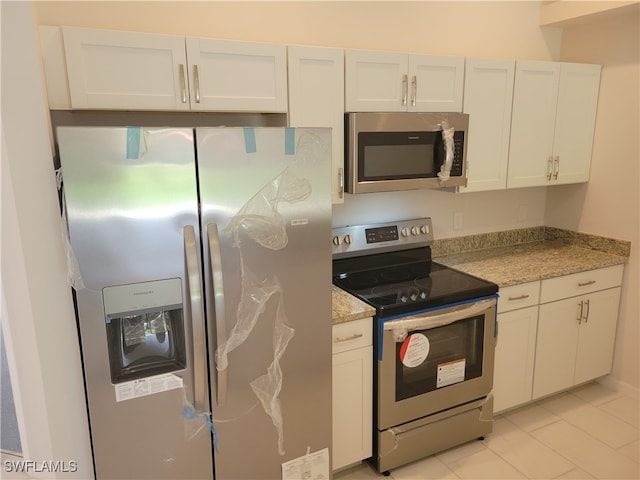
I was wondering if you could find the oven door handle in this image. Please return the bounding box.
[383,297,497,342]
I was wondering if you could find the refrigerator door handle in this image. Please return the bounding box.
[207,223,228,406]
[184,225,207,410]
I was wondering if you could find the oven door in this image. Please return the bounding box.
[377,296,497,430]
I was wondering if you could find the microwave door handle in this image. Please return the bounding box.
[184,225,207,410]
[207,223,228,406]
[384,297,497,334]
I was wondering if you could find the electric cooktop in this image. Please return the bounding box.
[332,219,498,318]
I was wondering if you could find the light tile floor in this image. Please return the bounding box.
[335,382,639,480]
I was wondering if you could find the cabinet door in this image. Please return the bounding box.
[552,63,601,184]
[507,61,560,188]
[332,345,373,471]
[494,305,538,413]
[345,49,408,112]
[533,296,581,399]
[461,58,515,192]
[186,37,287,112]
[288,46,345,204]
[62,27,189,111]
[574,287,621,384]
[409,54,464,112]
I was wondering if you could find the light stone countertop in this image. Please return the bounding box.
[433,240,628,288]
[331,285,375,325]
[331,238,629,324]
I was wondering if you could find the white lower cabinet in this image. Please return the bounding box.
[332,318,372,471]
[532,265,623,399]
[493,265,624,411]
[493,281,540,413]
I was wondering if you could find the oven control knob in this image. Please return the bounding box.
[332,235,342,246]
[401,227,410,237]
[421,224,429,234]
[344,234,353,245]
[420,291,427,299]
[410,293,418,301]
[411,226,419,236]
[400,295,408,303]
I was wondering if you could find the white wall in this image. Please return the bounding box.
[333,188,547,238]
[546,6,639,392]
[35,1,563,60]
[1,1,92,477]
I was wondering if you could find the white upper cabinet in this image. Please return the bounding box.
[507,61,561,188]
[345,50,408,112]
[63,27,189,111]
[345,49,464,112]
[60,27,287,112]
[460,58,515,192]
[552,63,601,184]
[409,54,465,112]
[185,37,287,112]
[507,61,600,188]
[287,45,345,204]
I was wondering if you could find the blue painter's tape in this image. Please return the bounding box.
[284,128,295,155]
[243,128,257,154]
[126,127,141,160]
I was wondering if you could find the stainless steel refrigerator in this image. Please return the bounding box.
[57,126,333,479]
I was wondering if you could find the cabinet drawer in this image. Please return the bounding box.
[498,281,540,313]
[332,318,373,354]
[540,264,624,304]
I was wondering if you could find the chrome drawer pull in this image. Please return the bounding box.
[334,333,364,343]
[578,280,597,287]
[508,294,530,301]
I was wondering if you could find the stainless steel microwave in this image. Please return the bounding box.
[345,112,469,194]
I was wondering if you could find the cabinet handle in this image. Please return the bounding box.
[334,333,363,343]
[338,167,344,199]
[577,300,584,324]
[411,75,417,107]
[402,74,408,106]
[508,294,530,301]
[578,280,597,287]
[547,156,553,181]
[193,64,201,103]
[179,64,187,104]
[553,155,560,180]
[582,299,591,323]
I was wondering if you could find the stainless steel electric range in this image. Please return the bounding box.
[332,218,499,475]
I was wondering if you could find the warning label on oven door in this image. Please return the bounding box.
[436,359,466,388]
[399,333,430,367]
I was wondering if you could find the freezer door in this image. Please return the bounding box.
[197,127,333,478]
[57,127,213,479]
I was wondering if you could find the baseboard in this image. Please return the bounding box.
[597,375,640,401]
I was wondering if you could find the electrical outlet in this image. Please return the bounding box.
[453,212,464,230]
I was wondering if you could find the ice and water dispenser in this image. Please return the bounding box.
[103,278,187,383]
